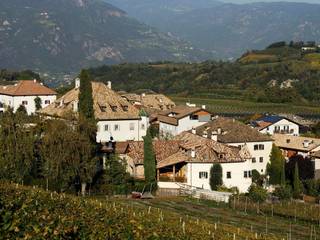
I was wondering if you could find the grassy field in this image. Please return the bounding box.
[172,96,320,116]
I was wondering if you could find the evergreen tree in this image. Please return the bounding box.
[293,162,302,198]
[79,70,94,119]
[34,97,42,111]
[143,129,156,184]
[267,144,286,185]
[210,164,223,191]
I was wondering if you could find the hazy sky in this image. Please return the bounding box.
[223,0,320,3]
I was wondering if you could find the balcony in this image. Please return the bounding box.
[159,175,187,183]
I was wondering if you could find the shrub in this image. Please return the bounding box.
[273,185,292,200]
[248,185,268,203]
[210,164,223,191]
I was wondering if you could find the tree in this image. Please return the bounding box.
[39,119,97,193]
[0,109,35,182]
[267,144,286,185]
[16,105,27,115]
[143,129,156,184]
[210,164,223,191]
[79,70,94,119]
[252,169,263,186]
[293,162,302,199]
[34,97,42,111]
[273,185,292,200]
[248,185,268,203]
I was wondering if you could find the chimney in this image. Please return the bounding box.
[107,81,112,89]
[202,131,208,138]
[60,99,64,107]
[73,100,79,112]
[141,93,146,97]
[217,128,222,135]
[202,105,206,109]
[211,131,218,141]
[303,140,310,148]
[191,149,196,158]
[75,78,80,89]
[33,79,37,83]
[191,127,196,134]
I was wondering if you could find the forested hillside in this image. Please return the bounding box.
[90,44,320,104]
[0,0,207,73]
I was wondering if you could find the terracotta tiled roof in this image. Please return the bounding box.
[172,132,251,164]
[126,140,181,165]
[0,80,57,96]
[40,82,140,120]
[312,151,320,158]
[273,134,320,152]
[194,117,272,143]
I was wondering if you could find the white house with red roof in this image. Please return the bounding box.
[0,80,57,115]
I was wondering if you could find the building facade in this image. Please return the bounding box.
[0,80,57,115]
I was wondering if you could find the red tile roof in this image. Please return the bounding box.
[0,80,57,96]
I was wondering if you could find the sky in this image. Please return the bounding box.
[223,0,320,3]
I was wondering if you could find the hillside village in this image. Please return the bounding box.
[1,76,320,200]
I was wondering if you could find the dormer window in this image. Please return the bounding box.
[110,105,117,112]
[122,105,128,112]
[219,154,224,159]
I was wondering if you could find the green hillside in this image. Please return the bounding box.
[90,44,320,105]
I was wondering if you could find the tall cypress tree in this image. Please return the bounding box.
[210,164,223,191]
[143,129,156,184]
[293,162,302,199]
[79,69,94,120]
[267,144,286,185]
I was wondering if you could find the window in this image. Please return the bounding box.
[254,144,264,151]
[261,169,263,173]
[199,172,208,179]
[45,100,50,105]
[141,124,145,130]
[130,123,135,131]
[244,171,248,178]
[259,157,263,163]
[22,101,28,105]
[226,172,231,179]
[114,124,120,131]
[248,171,252,178]
[252,157,256,163]
[104,125,109,131]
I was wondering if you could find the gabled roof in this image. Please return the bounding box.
[252,115,300,131]
[0,80,57,96]
[157,106,210,126]
[273,134,320,152]
[39,82,140,120]
[194,117,272,143]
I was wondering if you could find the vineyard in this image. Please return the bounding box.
[0,182,279,240]
[171,96,320,116]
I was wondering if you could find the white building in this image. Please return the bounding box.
[0,80,57,115]
[273,134,320,159]
[158,105,211,137]
[124,131,253,193]
[193,117,273,175]
[40,80,148,142]
[251,115,300,136]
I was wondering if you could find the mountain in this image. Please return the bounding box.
[107,1,320,59]
[0,0,208,73]
[105,0,221,26]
